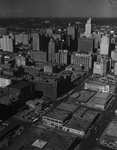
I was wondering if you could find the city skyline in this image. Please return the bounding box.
[0,0,117,18]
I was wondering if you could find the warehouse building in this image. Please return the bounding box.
[56,102,79,113]
[62,106,99,137]
[42,108,72,129]
[63,117,91,137]
[77,90,96,103]
[85,79,116,94]
[86,96,110,110]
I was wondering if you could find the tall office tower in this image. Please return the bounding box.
[48,38,56,62]
[33,35,40,51]
[100,35,110,55]
[93,32,101,49]
[6,37,14,52]
[85,17,91,38]
[40,34,48,51]
[15,34,29,45]
[0,28,7,36]
[67,26,76,40]
[46,28,53,36]
[78,37,94,53]
[1,36,14,52]
[23,34,29,45]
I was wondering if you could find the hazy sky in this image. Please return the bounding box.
[0,0,117,17]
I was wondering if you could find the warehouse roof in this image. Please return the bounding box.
[43,108,72,122]
[76,90,96,103]
[105,122,117,137]
[7,127,76,150]
[65,117,91,132]
[56,102,79,113]
[94,92,112,100]
[85,80,104,85]
[81,110,98,121]
[73,107,87,118]
[86,97,108,106]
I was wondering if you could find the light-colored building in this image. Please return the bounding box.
[100,35,110,55]
[33,35,40,51]
[85,17,91,38]
[0,77,11,88]
[0,36,14,52]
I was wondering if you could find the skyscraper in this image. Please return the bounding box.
[67,26,76,40]
[15,34,29,45]
[78,37,94,53]
[33,35,40,51]
[48,38,56,62]
[85,17,91,38]
[0,36,14,52]
[100,35,110,55]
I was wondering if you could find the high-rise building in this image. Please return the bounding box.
[100,35,110,55]
[93,32,101,49]
[67,26,76,40]
[0,36,14,52]
[15,34,29,45]
[78,37,94,53]
[48,38,56,62]
[85,17,91,38]
[33,35,40,51]
[46,28,53,36]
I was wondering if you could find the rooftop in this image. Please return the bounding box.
[73,107,88,118]
[56,102,79,113]
[6,127,77,150]
[65,117,91,132]
[43,108,72,122]
[86,97,109,106]
[94,92,112,100]
[8,81,32,90]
